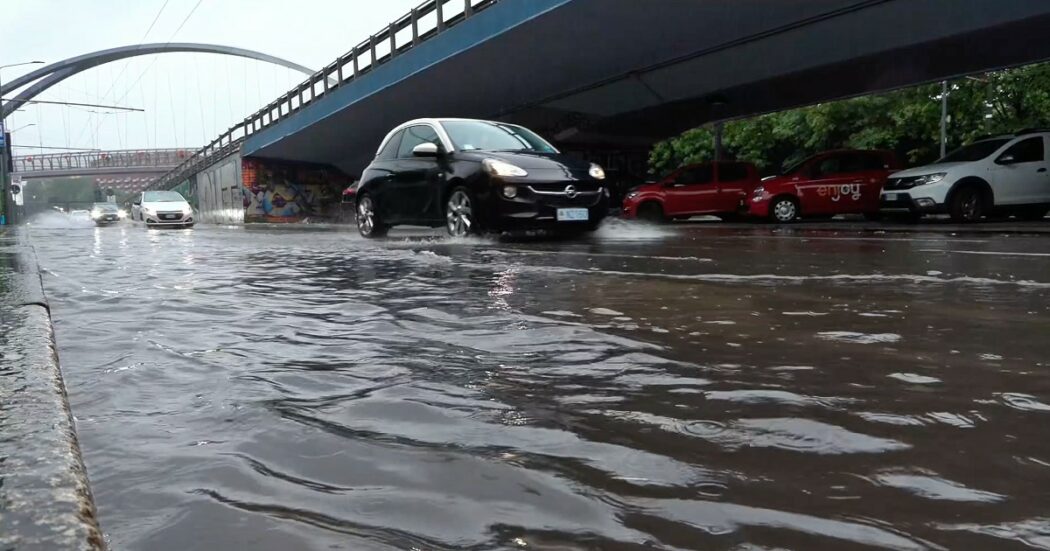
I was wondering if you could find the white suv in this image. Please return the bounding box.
[881,130,1050,222]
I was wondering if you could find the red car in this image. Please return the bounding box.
[622,161,760,222]
[749,149,901,222]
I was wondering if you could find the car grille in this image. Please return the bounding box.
[157,211,183,220]
[528,182,602,194]
[884,176,922,190]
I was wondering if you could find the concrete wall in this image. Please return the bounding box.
[187,155,245,225]
[0,228,104,550]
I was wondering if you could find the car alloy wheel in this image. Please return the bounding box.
[357,195,384,238]
[446,189,475,237]
[772,198,798,222]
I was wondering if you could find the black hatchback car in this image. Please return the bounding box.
[355,118,609,237]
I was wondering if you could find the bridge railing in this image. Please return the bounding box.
[13,148,193,173]
[149,0,499,190]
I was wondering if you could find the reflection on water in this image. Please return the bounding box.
[28,223,1050,550]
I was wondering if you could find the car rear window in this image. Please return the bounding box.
[377,130,403,161]
[719,163,750,182]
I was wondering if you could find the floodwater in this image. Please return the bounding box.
[26,219,1050,550]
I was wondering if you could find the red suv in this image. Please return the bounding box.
[622,161,760,222]
[749,150,901,222]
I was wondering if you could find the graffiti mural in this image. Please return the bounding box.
[242,158,349,223]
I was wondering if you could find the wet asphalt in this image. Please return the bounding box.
[23,215,1050,550]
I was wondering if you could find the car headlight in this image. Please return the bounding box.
[502,185,518,198]
[182,205,193,215]
[915,173,947,185]
[483,158,528,178]
[589,163,606,180]
[90,209,102,218]
[144,207,156,215]
[117,210,127,219]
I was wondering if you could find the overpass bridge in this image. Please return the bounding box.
[150,0,1050,220]
[13,148,195,198]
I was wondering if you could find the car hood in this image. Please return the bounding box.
[142,201,190,210]
[890,162,970,178]
[458,150,592,172]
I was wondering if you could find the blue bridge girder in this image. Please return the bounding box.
[157,0,1050,187]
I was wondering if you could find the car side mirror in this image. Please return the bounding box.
[413,142,440,158]
[997,153,1017,165]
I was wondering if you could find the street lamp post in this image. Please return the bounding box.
[1,60,45,225]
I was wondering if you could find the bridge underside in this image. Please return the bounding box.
[243,0,1050,176]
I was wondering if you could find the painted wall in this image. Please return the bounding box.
[196,155,243,224]
[242,158,348,223]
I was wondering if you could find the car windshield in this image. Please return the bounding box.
[441,120,558,153]
[93,203,119,211]
[780,154,817,176]
[143,191,185,202]
[937,138,1011,163]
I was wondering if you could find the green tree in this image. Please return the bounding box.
[650,62,1050,175]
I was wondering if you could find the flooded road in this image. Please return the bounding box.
[27,220,1050,550]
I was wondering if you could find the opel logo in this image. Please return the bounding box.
[564,185,578,199]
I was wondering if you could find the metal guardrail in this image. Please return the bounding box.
[13,148,192,173]
[149,0,499,190]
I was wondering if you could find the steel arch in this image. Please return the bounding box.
[1,43,317,118]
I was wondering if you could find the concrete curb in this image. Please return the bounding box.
[0,229,105,550]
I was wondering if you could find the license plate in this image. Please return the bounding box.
[883,193,898,201]
[162,214,177,220]
[557,208,589,222]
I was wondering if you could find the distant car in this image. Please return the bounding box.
[355,118,609,238]
[69,209,91,221]
[750,150,901,222]
[621,161,760,222]
[90,202,124,225]
[130,190,195,228]
[882,130,1050,222]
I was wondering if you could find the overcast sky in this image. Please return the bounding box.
[4,0,420,154]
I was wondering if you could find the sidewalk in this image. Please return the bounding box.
[0,228,104,550]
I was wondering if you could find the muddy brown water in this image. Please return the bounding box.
[27,219,1050,550]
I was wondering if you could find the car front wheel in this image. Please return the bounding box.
[949,187,986,223]
[770,197,799,223]
[357,194,388,238]
[446,188,478,237]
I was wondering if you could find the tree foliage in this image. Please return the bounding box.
[650,63,1050,175]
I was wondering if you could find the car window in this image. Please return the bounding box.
[143,191,185,202]
[377,130,404,161]
[813,156,842,178]
[861,152,889,170]
[938,138,1011,163]
[719,163,750,182]
[675,165,714,185]
[397,125,441,158]
[1000,137,1045,163]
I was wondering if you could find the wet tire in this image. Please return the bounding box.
[770,197,799,223]
[949,186,986,223]
[446,187,478,237]
[356,194,388,238]
[637,202,666,224]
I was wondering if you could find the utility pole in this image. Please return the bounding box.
[0,61,45,225]
[940,80,948,158]
[714,121,724,161]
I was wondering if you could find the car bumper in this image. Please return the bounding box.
[487,188,608,230]
[748,198,772,218]
[92,215,121,224]
[144,212,194,225]
[879,193,945,214]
